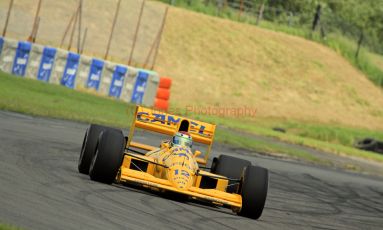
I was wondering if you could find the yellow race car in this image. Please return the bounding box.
[78,106,269,220]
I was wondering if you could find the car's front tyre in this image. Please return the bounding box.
[78,124,110,174]
[89,129,125,184]
[238,165,269,219]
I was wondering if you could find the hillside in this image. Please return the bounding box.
[155,7,383,130]
[0,0,165,64]
[1,0,383,130]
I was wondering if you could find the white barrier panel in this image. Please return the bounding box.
[0,38,18,73]
[100,60,115,96]
[76,55,92,90]
[120,67,138,103]
[50,48,68,85]
[26,43,44,79]
[142,72,160,107]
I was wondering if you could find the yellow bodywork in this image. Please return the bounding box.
[116,106,242,211]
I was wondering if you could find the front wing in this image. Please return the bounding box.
[117,155,242,211]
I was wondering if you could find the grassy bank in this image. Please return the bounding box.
[260,23,383,87]
[156,0,383,89]
[157,6,383,131]
[1,71,383,163]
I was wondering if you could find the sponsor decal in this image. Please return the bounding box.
[137,112,207,136]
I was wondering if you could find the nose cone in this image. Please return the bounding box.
[169,167,193,190]
[166,147,197,190]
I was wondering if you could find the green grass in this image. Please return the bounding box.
[257,19,383,89]
[0,223,21,230]
[214,128,325,163]
[323,34,383,87]
[188,111,383,147]
[162,0,235,18]
[367,52,383,71]
[180,112,383,163]
[0,71,135,128]
[1,71,383,164]
[258,22,383,87]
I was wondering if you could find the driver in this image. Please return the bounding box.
[171,131,193,149]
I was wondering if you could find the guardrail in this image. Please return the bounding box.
[0,37,162,107]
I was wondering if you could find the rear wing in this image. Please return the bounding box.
[127,106,216,165]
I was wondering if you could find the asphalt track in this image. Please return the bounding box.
[1,111,383,230]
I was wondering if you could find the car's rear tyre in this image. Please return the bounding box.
[211,155,251,193]
[210,157,219,173]
[78,124,110,174]
[238,165,269,220]
[89,129,125,184]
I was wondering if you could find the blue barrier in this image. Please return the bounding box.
[86,59,104,90]
[109,65,127,98]
[37,47,56,82]
[1,39,159,106]
[12,41,31,76]
[61,52,80,88]
[131,71,149,104]
[0,37,4,56]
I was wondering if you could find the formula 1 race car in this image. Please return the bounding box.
[78,106,269,220]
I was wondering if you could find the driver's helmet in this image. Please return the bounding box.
[171,131,193,148]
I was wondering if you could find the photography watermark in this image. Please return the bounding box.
[183,105,257,118]
[126,105,257,119]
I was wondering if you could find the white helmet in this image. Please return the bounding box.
[171,131,193,148]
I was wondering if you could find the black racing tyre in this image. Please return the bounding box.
[211,155,251,193]
[78,124,110,174]
[210,157,219,173]
[89,129,125,184]
[238,165,269,220]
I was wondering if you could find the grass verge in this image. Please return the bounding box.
[0,71,135,128]
[190,114,383,163]
[0,223,21,230]
[214,128,326,163]
[1,71,383,164]
[244,21,383,88]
